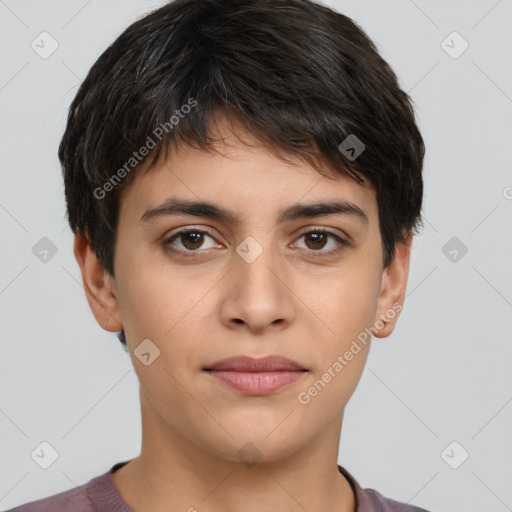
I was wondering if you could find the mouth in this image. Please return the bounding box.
[203,355,308,395]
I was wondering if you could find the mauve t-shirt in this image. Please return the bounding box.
[6,461,430,512]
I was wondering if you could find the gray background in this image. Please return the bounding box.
[1,0,511,510]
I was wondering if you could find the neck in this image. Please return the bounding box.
[111,388,356,512]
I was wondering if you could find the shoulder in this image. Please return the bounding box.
[357,487,431,512]
[338,465,431,512]
[4,483,94,512]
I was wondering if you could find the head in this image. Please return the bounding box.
[60,0,423,463]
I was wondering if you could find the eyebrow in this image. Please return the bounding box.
[140,198,369,225]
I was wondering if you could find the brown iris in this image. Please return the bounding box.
[304,232,329,250]
[180,231,205,250]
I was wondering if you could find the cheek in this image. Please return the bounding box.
[115,254,219,359]
[295,275,375,419]
[116,267,209,406]
[302,264,380,342]
[295,262,379,407]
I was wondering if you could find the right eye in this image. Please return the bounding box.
[163,228,221,256]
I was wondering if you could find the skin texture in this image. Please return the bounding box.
[74,114,412,512]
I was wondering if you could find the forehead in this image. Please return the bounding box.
[118,114,378,226]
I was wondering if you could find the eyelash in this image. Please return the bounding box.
[162,227,350,259]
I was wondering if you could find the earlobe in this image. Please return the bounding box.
[373,234,412,339]
[73,234,123,333]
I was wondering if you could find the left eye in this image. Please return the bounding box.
[293,229,347,253]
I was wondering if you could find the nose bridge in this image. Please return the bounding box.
[235,232,283,295]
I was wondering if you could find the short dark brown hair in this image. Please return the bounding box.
[59,0,424,347]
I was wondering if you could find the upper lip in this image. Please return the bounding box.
[204,355,307,372]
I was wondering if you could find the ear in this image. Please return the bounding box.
[73,233,123,332]
[372,233,413,339]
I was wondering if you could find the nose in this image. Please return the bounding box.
[219,236,296,335]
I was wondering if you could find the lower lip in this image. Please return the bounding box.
[206,370,306,395]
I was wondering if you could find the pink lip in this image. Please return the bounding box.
[204,355,307,395]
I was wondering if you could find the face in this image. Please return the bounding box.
[76,114,411,464]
